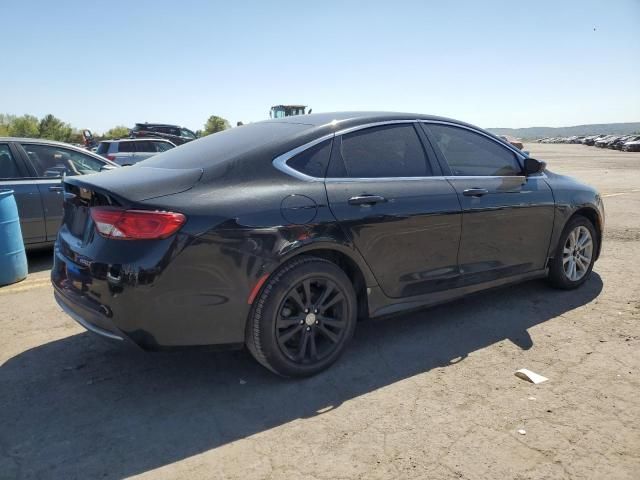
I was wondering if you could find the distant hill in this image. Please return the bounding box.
[488,122,640,140]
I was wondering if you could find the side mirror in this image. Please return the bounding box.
[524,157,546,175]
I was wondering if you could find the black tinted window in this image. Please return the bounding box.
[153,141,174,152]
[118,141,136,153]
[23,144,104,177]
[143,122,311,170]
[428,124,522,176]
[287,139,332,178]
[96,142,111,155]
[331,124,431,178]
[135,141,153,152]
[0,144,22,179]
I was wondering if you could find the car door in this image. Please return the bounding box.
[422,122,554,285]
[325,122,462,298]
[0,142,46,244]
[18,143,106,241]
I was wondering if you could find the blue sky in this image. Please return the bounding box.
[2,0,639,133]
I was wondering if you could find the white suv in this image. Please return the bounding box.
[96,138,175,166]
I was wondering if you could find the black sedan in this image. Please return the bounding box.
[52,112,604,377]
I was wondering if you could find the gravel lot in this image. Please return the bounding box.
[1,143,638,480]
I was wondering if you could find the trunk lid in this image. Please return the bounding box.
[64,165,203,203]
[60,166,202,244]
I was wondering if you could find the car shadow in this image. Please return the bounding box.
[0,274,602,479]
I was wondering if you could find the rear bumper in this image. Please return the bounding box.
[54,289,127,343]
[51,228,255,349]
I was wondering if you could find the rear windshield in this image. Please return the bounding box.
[96,142,111,154]
[141,122,312,169]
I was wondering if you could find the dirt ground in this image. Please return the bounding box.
[1,143,638,480]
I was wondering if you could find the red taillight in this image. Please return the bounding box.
[90,207,186,240]
[106,155,116,161]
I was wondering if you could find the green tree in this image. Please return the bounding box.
[38,114,73,142]
[7,115,40,138]
[202,115,230,136]
[103,126,130,139]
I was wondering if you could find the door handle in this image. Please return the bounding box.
[348,194,387,206]
[462,188,489,197]
[49,186,64,192]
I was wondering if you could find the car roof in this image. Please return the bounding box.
[260,111,479,130]
[0,137,118,165]
[101,138,174,143]
[135,123,182,128]
[0,136,86,146]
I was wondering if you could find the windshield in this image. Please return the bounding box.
[142,122,312,170]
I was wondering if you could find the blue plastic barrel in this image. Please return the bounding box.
[0,190,28,286]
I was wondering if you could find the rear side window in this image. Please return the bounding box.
[118,141,136,153]
[96,142,111,155]
[0,144,22,179]
[330,124,432,178]
[134,141,153,152]
[142,122,312,170]
[427,124,522,176]
[153,141,173,152]
[287,139,332,178]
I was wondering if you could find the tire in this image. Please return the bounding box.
[548,215,598,289]
[246,256,357,377]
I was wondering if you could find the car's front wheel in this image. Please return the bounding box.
[246,256,357,377]
[548,215,598,289]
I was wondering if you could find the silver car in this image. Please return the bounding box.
[0,138,118,249]
[96,138,175,166]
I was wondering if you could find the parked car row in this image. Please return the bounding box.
[538,134,640,151]
[91,122,198,164]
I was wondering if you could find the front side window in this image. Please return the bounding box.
[22,144,103,177]
[330,124,431,178]
[0,144,22,179]
[96,142,111,155]
[427,124,522,176]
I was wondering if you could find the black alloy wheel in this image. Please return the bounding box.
[246,256,357,377]
[276,277,348,363]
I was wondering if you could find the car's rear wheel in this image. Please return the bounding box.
[246,256,357,377]
[548,215,597,289]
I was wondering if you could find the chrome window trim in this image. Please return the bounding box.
[272,133,334,182]
[324,176,451,184]
[272,118,533,182]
